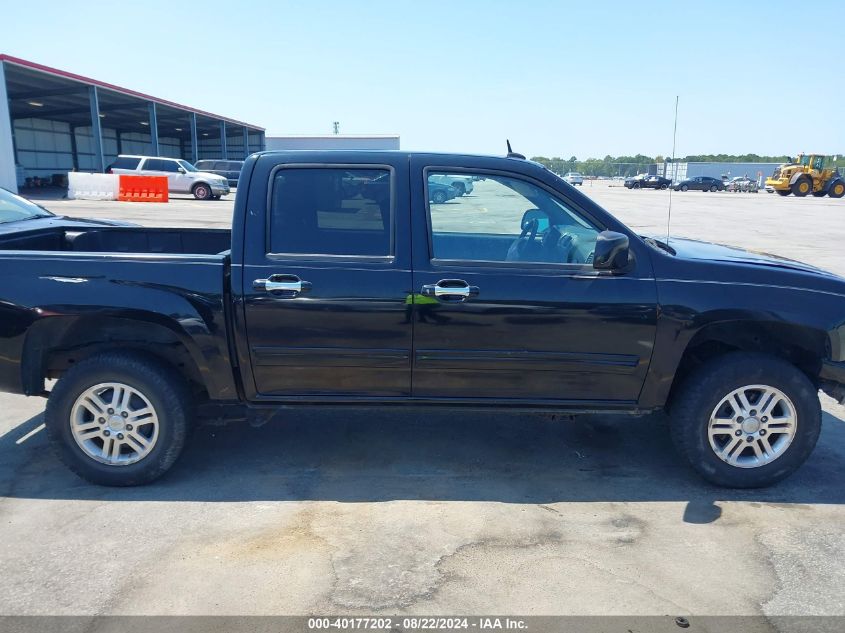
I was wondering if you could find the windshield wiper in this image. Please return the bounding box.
[642,236,676,255]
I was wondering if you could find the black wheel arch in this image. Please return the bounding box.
[640,318,829,411]
[789,172,812,187]
[667,321,826,404]
[21,315,214,399]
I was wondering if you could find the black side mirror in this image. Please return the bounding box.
[593,230,630,270]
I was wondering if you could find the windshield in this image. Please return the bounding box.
[0,188,53,224]
[178,160,198,172]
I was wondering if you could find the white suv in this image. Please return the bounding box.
[108,155,231,200]
[563,172,584,186]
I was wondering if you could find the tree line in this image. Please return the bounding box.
[530,154,844,177]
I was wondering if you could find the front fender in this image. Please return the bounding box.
[640,260,845,408]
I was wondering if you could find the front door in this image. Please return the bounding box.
[409,157,658,405]
[241,155,412,399]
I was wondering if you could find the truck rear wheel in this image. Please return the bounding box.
[669,352,820,488]
[829,180,845,199]
[45,351,192,486]
[791,176,812,197]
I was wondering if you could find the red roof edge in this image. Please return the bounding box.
[0,54,264,131]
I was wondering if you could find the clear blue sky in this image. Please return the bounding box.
[3,0,843,158]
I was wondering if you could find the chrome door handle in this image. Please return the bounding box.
[253,274,312,296]
[421,279,479,301]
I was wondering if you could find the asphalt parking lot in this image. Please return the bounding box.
[1,185,844,619]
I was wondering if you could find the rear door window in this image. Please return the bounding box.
[269,167,392,257]
[142,159,163,171]
[110,156,141,170]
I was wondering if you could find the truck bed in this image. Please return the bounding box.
[0,225,231,255]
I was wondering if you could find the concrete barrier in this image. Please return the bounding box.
[118,175,168,202]
[67,172,119,200]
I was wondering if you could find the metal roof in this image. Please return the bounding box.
[0,54,264,133]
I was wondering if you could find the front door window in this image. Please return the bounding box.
[427,172,599,266]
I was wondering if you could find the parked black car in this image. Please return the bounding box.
[673,176,726,192]
[624,174,672,190]
[194,160,244,187]
[1,151,844,490]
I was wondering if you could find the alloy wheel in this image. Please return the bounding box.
[708,384,797,468]
[70,382,159,466]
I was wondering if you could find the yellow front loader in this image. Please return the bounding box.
[765,154,845,198]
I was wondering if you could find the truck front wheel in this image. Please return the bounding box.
[829,180,845,199]
[669,352,820,488]
[192,183,212,200]
[791,176,812,197]
[45,351,192,486]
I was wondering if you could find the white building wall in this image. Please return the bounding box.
[13,118,74,180]
[0,63,19,192]
[14,121,186,177]
[266,135,400,151]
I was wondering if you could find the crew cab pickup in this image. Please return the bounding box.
[2,151,845,488]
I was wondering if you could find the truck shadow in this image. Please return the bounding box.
[2,407,844,517]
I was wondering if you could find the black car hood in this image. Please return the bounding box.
[0,215,136,235]
[654,236,834,276]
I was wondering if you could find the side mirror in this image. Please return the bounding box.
[178,167,186,174]
[520,209,550,232]
[593,230,630,270]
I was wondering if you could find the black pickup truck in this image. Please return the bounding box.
[1,151,845,488]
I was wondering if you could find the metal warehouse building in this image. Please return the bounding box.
[661,161,781,183]
[0,54,265,193]
[266,135,400,151]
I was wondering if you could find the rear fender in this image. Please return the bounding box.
[21,310,236,399]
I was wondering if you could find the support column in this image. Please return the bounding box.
[70,125,79,171]
[243,126,249,158]
[189,112,198,164]
[0,62,19,192]
[260,131,266,151]
[148,102,159,156]
[88,86,105,173]
[220,121,227,159]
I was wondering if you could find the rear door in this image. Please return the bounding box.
[409,155,658,404]
[239,153,412,399]
[140,158,181,192]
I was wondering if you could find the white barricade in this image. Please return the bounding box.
[67,172,119,200]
